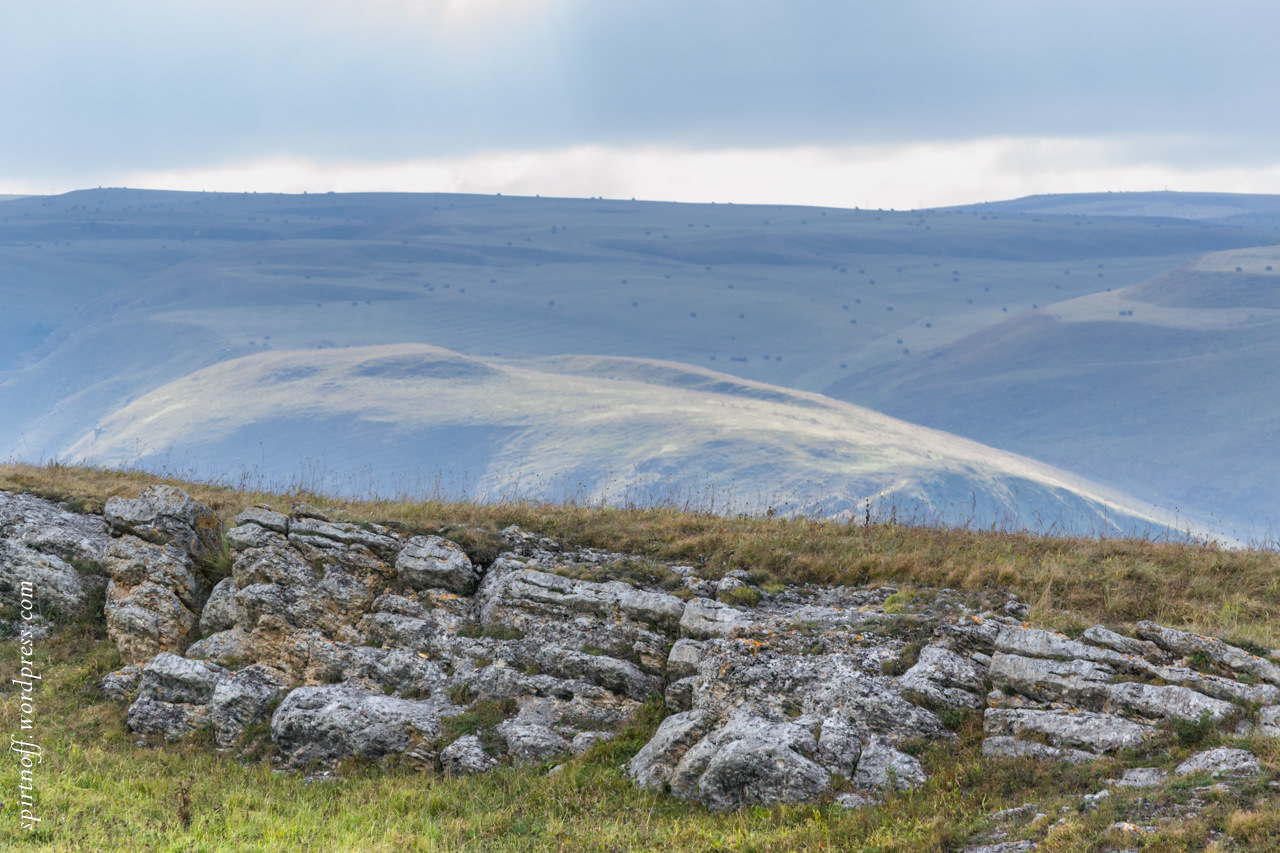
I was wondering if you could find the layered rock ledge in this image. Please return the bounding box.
[4,485,1279,813]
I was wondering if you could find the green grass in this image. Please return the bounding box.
[5,634,1278,851]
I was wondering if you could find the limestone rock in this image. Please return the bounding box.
[664,676,700,713]
[1079,625,1167,662]
[476,564,682,672]
[531,646,660,702]
[0,491,112,623]
[103,536,211,662]
[1150,665,1280,705]
[981,736,1095,764]
[234,507,289,533]
[287,516,404,563]
[850,735,927,791]
[667,715,825,809]
[104,485,220,558]
[1116,767,1167,788]
[479,565,685,634]
[696,732,831,812]
[105,579,200,664]
[136,652,228,705]
[834,792,876,809]
[1258,705,1280,737]
[270,685,442,766]
[569,731,614,756]
[995,626,1135,670]
[935,616,1001,657]
[1137,621,1280,686]
[900,644,988,710]
[207,665,290,748]
[127,698,208,740]
[983,708,1155,753]
[100,664,143,700]
[988,653,1112,708]
[226,522,281,552]
[0,540,97,624]
[184,627,254,667]
[441,735,496,775]
[666,638,707,681]
[1174,747,1260,777]
[679,598,747,640]
[498,721,571,764]
[1104,681,1234,723]
[816,717,864,776]
[200,577,241,635]
[629,710,713,790]
[396,536,479,595]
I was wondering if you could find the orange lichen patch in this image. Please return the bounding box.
[732,638,771,657]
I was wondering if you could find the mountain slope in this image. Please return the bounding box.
[3,188,1271,462]
[828,246,1280,538]
[62,342,1199,537]
[942,191,1280,230]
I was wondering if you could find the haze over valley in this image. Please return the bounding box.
[2,187,1277,537]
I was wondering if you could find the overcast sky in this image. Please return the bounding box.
[4,0,1280,207]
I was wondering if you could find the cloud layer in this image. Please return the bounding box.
[4,1,1280,201]
[100,139,1280,211]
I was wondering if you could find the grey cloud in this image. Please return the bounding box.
[3,0,1279,184]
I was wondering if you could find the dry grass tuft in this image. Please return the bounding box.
[6,461,1280,645]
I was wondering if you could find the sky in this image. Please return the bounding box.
[4,0,1280,208]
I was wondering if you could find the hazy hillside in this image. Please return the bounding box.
[2,189,1267,456]
[57,342,1188,536]
[945,190,1280,231]
[831,246,1280,538]
[5,188,1280,531]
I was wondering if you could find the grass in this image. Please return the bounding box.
[6,630,1278,852]
[5,461,1280,849]
[6,461,1280,647]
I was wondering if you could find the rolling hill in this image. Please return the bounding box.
[829,246,1280,539]
[60,342,1189,536]
[944,190,1280,230]
[4,188,1280,532]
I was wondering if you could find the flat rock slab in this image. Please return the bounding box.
[270,685,443,766]
[983,708,1156,753]
[1175,747,1260,777]
[1115,767,1168,788]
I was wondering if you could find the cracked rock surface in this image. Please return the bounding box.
[7,485,1280,814]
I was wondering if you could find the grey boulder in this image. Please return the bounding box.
[270,685,442,766]
[207,665,290,748]
[1174,747,1260,777]
[396,536,479,595]
[441,735,496,776]
[105,485,220,558]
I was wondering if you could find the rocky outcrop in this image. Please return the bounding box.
[396,536,479,595]
[126,652,229,739]
[270,685,446,767]
[8,484,1278,815]
[104,536,212,662]
[105,485,221,558]
[102,486,226,662]
[979,621,1279,761]
[0,490,110,626]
